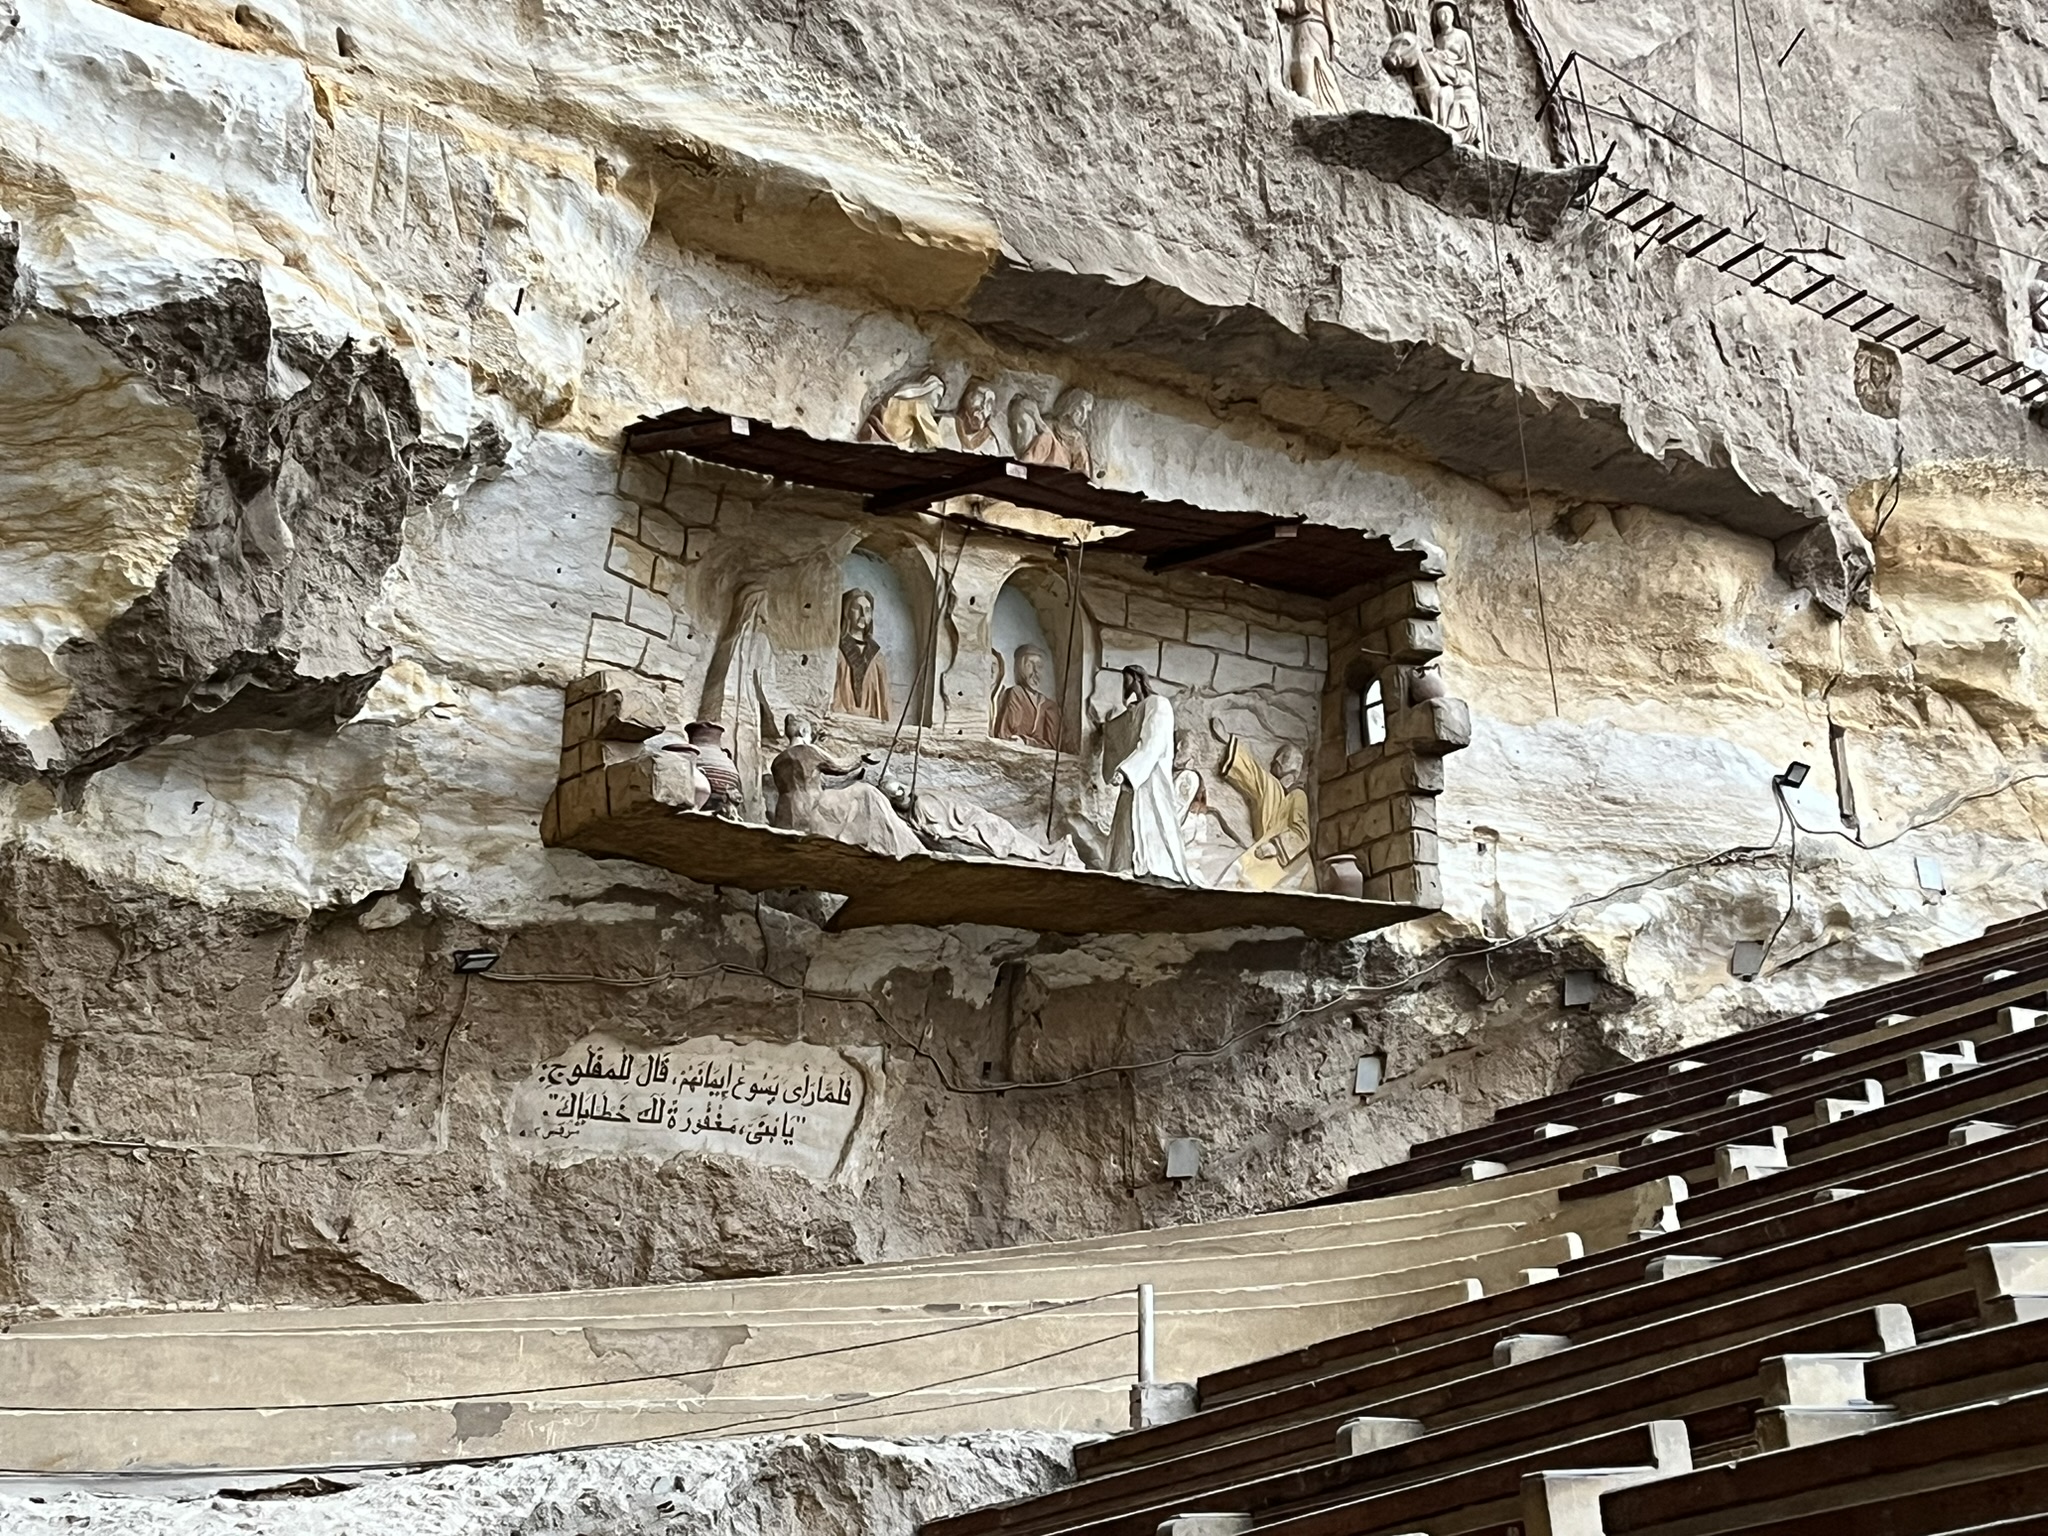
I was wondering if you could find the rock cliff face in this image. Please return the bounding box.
[0,1432,1086,1535]
[1,0,2047,1316]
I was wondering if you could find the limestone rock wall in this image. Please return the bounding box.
[0,0,2046,1316]
[0,1432,1087,1535]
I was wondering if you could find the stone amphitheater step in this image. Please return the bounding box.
[0,1167,1597,1475]
[13,1156,1598,1340]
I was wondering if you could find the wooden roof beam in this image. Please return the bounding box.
[864,460,1030,515]
[1145,520,1301,573]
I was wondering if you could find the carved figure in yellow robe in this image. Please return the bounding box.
[1221,735,1312,890]
[858,372,948,450]
[831,587,892,720]
[1102,666,1191,884]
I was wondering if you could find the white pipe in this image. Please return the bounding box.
[1137,1282,1156,1385]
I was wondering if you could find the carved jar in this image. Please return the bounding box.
[685,721,742,813]
[1407,663,1447,704]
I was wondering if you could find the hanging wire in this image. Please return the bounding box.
[1566,53,2048,271]
[1573,99,1975,294]
[475,755,2048,1098]
[1868,423,1908,547]
[1735,0,1805,245]
[880,518,972,796]
[1470,28,1563,717]
[1045,539,1087,837]
[1728,0,1755,227]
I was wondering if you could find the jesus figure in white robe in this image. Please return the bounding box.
[1103,666,1191,884]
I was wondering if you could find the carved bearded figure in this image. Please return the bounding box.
[1102,666,1192,884]
[832,587,891,721]
[992,644,1064,750]
[954,377,1000,452]
[1221,736,1313,890]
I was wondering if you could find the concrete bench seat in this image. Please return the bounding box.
[1867,1313,2048,1414]
[931,1311,1907,1536]
[0,1251,1573,1420]
[0,1373,1137,1476]
[18,1161,1595,1344]
[1598,1386,2048,1536]
[1560,1122,2048,1291]
[1372,957,2048,1181]
[1209,1141,2048,1411]
[1677,1095,2048,1226]
[1042,1422,1690,1536]
[1088,1152,2041,1471]
[1353,1000,2048,1203]
[1445,994,2036,1166]
[1562,1032,2048,1211]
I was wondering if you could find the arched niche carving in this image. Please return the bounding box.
[988,563,1080,753]
[833,538,933,728]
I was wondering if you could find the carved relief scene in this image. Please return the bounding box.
[546,373,1469,937]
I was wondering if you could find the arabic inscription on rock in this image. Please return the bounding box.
[509,1035,870,1180]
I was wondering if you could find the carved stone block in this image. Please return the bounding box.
[1393,696,1472,755]
[560,697,597,748]
[557,770,607,838]
[1393,795,1438,834]
[1212,653,1276,692]
[1248,626,1309,667]
[1323,769,1372,814]
[1388,616,1445,662]
[1388,863,1444,907]
[1335,800,1395,851]
[587,671,666,741]
[1360,578,1441,631]
[605,758,655,815]
[1367,752,1444,800]
[1369,830,1439,875]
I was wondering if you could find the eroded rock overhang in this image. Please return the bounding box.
[621,97,1848,554]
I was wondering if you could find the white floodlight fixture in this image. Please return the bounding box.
[452,948,500,974]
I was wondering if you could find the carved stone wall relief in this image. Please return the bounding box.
[989,575,1068,751]
[1279,0,1346,113]
[1382,0,1483,148]
[857,369,1103,476]
[553,409,1455,928]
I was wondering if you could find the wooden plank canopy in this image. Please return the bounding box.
[622,408,1415,600]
